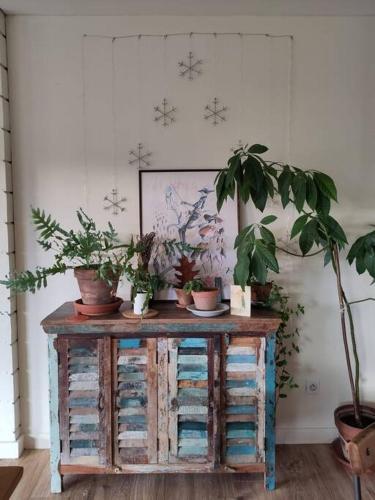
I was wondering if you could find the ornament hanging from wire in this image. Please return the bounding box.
[129,143,152,168]
[178,51,203,80]
[204,98,228,125]
[104,188,126,215]
[154,98,177,126]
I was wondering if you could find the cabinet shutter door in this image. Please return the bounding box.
[57,338,111,466]
[222,336,265,466]
[167,337,219,465]
[113,338,157,465]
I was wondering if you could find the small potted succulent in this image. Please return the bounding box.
[184,278,218,311]
[0,208,129,314]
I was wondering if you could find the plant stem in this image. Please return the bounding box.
[332,243,362,427]
[348,297,375,306]
[276,246,325,258]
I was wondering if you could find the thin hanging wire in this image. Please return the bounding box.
[84,31,292,40]
[286,35,294,166]
[111,37,118,189]
[81,34,89,209]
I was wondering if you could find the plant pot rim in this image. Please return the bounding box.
[192,288,218,293]
[334,404,375,421]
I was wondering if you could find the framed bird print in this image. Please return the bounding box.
[139,169,239,299]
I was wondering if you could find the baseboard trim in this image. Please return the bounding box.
[276,427,337,444]
[24,434,49,449]
[0,434,24,458]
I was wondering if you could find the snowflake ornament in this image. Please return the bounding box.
[154,98,177,127]
[129,143,152,168]
[178,52,202,80]
[104,189,126,215]
[204,98,228,125]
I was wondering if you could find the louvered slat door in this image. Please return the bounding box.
[57,338,111,466]
[113,338,157,465]
[222,336,265,466]
[167,337,219,465]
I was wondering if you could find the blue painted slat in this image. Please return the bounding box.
[179,421,207,431]
[226,445,256,456]
[177,364,207,372]
[226,405,256,415]
[179,429,208,438]
[69,347,95,357]
[70,439,98,448]
[72,424,98,432]
[118,397,146,408]
[265,333,276,491]
[179,338,207,348]
[177,371,208,381]
[226,421,256,439]
[178,388,207,398]
[226,354,256,364]
[178,446,208,457]
[69,397,97,408]
[226,379,256,389]
[118,339,141,348]
[118,415,146,424]
[69,364,97,374]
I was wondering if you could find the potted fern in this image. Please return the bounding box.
[0,208,129,313]
[215,142,375,456]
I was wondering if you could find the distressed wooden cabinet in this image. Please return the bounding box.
[42,302,280,493]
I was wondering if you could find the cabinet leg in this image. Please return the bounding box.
[48,335,62,493]
[264,332,276,491]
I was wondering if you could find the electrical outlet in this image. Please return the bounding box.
[305,379,320,395]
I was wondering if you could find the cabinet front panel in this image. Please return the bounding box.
[57,338,111,466]
[168,337,218,465]
[222,336,265,466]
[113,338,157,465]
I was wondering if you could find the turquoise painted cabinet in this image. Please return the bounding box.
[42,302,280,493]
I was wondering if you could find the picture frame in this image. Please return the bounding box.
[139,169,239,300]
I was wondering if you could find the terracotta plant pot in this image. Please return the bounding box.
[192,288,218,311]
[251,282,272,303]
[334,404,375,461]
[174,288,193,308]
[74,267,118,305]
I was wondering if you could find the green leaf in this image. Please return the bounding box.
[306,176,318,210]
[255,241,279,273]
[347,235,365,264]
[315,191,331,216]
[251,251,267,284]
[278,169,292,208]
[314,172,337,202]
[248,144,268,154]
[319,215,348,245]
[292,173,306,213]
[250,185,268,212]
[290,214,309,239]
[234,253,250,289]
[299,219,318,255]
[215,170,227,212]
[260,226,276,247]
[324,250,332,267]
[260,215,277,225]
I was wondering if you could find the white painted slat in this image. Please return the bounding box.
[69,415,99,424]
[226,387,255,396]
[177,405,208,415]
[226,363,257,372]
[69,373,98,382]
[69,381,99,391]
[118,355,147,365]
[0,130,11,161]
[226,346,256,355]
[118,431,147,440]
[177,355,207,364]
[118,407,146,416]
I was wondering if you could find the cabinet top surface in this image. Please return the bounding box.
[41,301,281,336]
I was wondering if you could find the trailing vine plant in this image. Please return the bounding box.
[215,143,375,427]
[266,284,304,403]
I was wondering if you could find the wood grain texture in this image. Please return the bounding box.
[157,338,169,464]
[41,301,281,335]
[3,446,375,499]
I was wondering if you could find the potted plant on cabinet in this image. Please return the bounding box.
[215,142,375,457]
[183,278,218,311]
[0,207,129,314]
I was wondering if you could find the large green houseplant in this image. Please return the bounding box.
[1,208,129,306]
[215,143,375,440]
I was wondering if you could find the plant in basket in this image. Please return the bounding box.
[215,142,375,461]
[0,208,130,313]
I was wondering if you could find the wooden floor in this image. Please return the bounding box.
[1,445,375,499]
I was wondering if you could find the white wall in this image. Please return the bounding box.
[6,14,375,447]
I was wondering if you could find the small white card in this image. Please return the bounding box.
[230,285,251,317]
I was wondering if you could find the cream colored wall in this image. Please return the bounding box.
[6,15,375,447]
